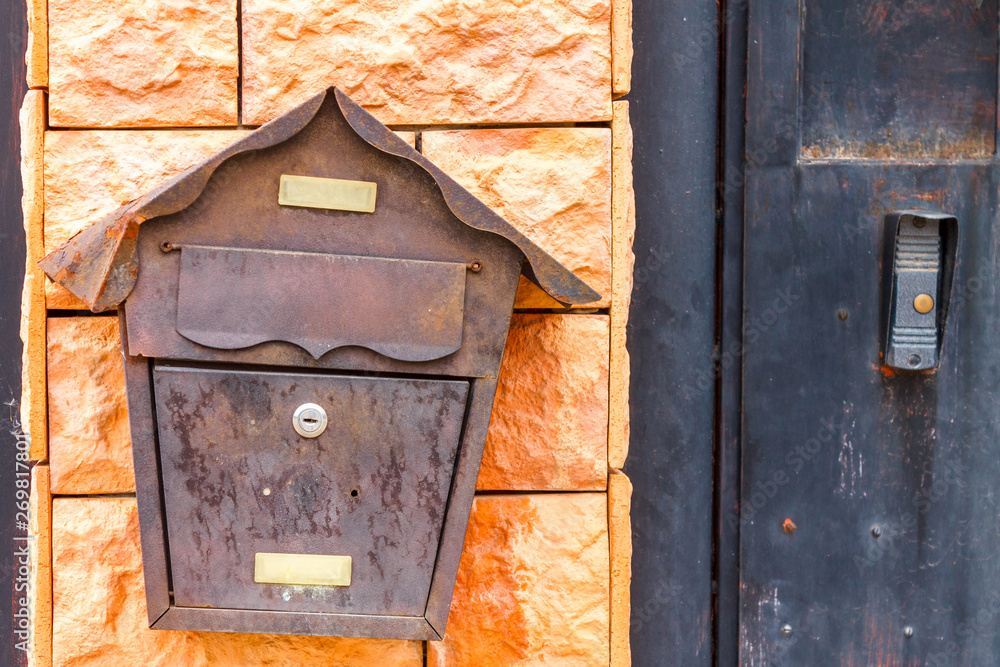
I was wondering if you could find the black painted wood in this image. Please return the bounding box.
[716,0,749,663]
[800,0,997,159]
[626,0,720,661]
[1,0,28,664]
[741,0,1000,663]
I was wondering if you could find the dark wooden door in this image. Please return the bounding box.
[2,0,28,664]
[741,1,1000,663]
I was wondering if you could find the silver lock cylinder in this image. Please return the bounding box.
[292,403,328,438]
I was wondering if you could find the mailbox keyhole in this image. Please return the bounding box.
[292,403,328,438]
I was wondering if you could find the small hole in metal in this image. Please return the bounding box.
[468,260,483,273]
[351,489,359,497]
[160,241,173,253]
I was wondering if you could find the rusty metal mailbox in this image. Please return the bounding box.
[40,87,599,640]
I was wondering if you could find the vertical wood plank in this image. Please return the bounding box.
[625,0,720,659]
[5,4,30,665]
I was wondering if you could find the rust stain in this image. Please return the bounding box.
[915,190,945,203]
[878,362,939,378]
[803,126,994,160]
[859,3,890,38]
[782,518,797,533]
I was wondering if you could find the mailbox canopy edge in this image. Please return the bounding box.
[38,86,601,312]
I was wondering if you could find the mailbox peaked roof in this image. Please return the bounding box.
[39,87,601,312]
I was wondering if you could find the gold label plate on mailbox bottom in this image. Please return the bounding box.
[254,553,353,587]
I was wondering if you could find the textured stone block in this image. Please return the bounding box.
[480,314,609,491]
[47,317,133,495]
[609,101,635,470]
[241,0,612,126]
[47,0,238,127]
[20,91,47,461]
[44,130,247,308]
[25,0,46,88]
[612,0,633,95]
[609,471,633,665]
[396,132,416,149]
[52,498,422,667]
[422,128,611,309]
[29,465,52,667]
[429,494,609,665]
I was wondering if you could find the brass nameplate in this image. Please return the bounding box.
[278,174,378,213]
[254,553,352,587]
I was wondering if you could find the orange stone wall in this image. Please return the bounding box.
[20,0,634,663]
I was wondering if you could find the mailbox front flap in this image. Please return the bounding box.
[152,365,469,616]
[175,245,466,361]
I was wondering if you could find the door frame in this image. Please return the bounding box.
[626,0,748,664]
[2,0,30,664]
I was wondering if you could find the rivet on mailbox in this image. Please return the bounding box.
[39,87,600,641]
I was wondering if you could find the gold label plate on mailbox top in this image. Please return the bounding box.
[278,174,377,213]
[254,553,353,587]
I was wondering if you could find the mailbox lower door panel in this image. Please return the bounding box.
[151,365,469,618]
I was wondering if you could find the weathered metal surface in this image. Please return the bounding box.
[153,607,442,640]
[153,365,468,617]
[122,93,522,379]
[123,316,497,638]
[800,0,997,159]
[174,246,466,362]
[120,325,171,626]
[278,174,378,213]
[94,82,555,641]
[741,0,1000,662]
[880,212,958,371]
[423,376,499,635]
[38,86,600,311]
